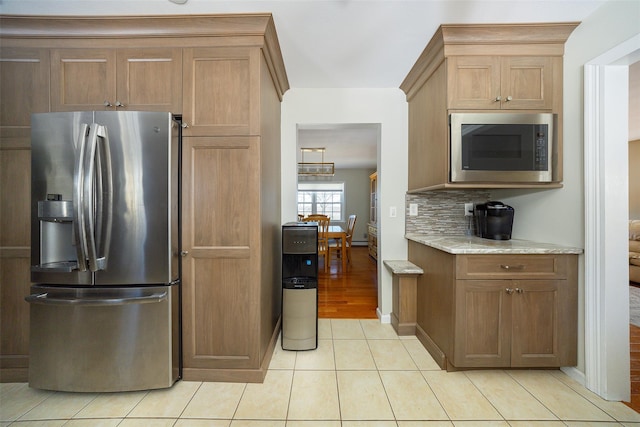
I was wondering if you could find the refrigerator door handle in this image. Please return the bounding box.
[83,123,112,272]
[25,291,168,306]
[73,124,91,272]
[94,124,113,271]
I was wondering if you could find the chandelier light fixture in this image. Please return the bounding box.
[297,147,335,176]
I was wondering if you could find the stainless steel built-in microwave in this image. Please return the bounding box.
[450,113,557,183]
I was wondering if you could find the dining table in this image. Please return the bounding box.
[327,225,347,271]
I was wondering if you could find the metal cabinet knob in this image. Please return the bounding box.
[103,100,113,107]
[505,288,514,295]
[181,122,189,129]
[506,96,513,102]
[495,96,502,102]
[115,101,125,108]
[180,250,189,257]
[516,288,524,294]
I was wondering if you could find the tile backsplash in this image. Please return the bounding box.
[405,190,491,235]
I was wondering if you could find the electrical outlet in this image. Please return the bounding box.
[409,203,418,216]
[389,206,397,217]
[464,202,474,217]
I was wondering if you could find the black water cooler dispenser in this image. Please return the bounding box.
[281,222,318,351]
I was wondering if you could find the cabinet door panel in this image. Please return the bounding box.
[0,251,31,373]
[0,131,31,381]
[448,56,501,109]
[182,136,260,369]
[183,48,258,136]
[0,48,50,137]
[116,48,182,112]
[0,141,30,247]
[51,49,117,111]
[454,280,511,367]
[510,280,562,367]
[501,56,553,110]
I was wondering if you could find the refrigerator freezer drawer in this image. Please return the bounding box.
[27,284,179,392]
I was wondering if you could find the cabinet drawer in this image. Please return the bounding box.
[456,254,569,279]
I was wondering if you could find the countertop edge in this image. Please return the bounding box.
[405,233,584,255]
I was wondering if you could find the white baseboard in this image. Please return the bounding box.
[561,366,586,388]
[377,308,391,324]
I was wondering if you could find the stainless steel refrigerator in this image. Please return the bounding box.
[27,111,181,392]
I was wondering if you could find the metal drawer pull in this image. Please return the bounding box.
[500,264,525,270]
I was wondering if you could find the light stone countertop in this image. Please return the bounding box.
[405,233,584,255]
[383,260,424,275]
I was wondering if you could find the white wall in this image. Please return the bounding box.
[631,63,640,219]
[495,0,640,390]
[281,89,408,318]
[630,62,640,141]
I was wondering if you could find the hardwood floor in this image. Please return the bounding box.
[317,246,378,319]
[626,323,640,412]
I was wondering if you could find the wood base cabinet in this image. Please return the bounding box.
[454,278,575,368]
[409,241,578,370]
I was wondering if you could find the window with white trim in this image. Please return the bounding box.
[297,182,344,221]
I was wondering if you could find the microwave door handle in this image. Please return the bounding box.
[94,125,113,271]
[73,123,90,272]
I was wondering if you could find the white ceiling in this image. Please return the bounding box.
[3,0,608,168]
[297,124,379,169]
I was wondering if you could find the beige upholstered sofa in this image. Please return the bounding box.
[631,220,640,284]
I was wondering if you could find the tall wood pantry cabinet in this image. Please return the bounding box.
[0,47,50,382]
[0,14,289,383]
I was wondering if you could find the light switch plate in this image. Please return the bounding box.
[389,206,397,217]
[409,203,418,216]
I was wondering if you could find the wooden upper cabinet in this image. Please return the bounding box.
[116,48,182,112]
[448,56,554,110]
[51,48,182,112]
[448,56,501,110]
[182,47,259,136]
[0,48,50,136]
[51,48,117,111]
[501,56,554,110]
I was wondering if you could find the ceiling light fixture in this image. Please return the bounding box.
[298,147,335,176]
[168,0,188,4]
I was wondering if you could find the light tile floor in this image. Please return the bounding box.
[2,319,640,426]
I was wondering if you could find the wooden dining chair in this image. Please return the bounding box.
[329,214,357,267]
[316,216,331,272]
[302,215,330,272]
[344,214,357,264]
[304,214,329,222]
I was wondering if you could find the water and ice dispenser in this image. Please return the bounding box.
[36,195,77,272]
[281,222,318,351]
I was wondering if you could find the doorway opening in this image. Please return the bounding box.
[584,34,640,401]
[296,123,380,318]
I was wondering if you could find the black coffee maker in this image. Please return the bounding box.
[474,201,515,240]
